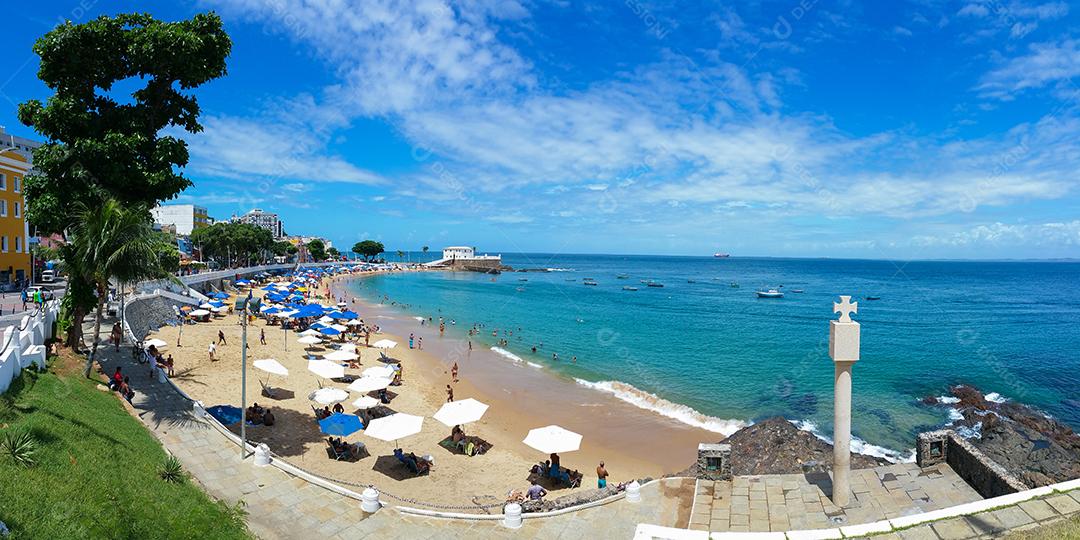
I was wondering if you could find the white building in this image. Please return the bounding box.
[150,204,209,236]
[0,126,42,164]
[442,246,474,260]
[232,208,285,239]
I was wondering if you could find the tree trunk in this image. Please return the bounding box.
[66,305,86,349]
[82,295,105,378]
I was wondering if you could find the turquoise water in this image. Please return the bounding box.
[346,255,1080,455]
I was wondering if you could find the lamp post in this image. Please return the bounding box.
[828,296,861,507]
[239,296,249,459]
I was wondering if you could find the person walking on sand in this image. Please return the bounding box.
[208,342,217,361]
[451,362,459,382]
[596,461,609,489]
[418,336,423,350]
[111,322,122,351]
[446,384,454,402]
[409,333,414,349]
[260,328,266,346]
[218,330,227,346]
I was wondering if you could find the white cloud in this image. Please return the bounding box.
[911,221,1080,247]
[957,4,990,17]
[893,26,913,37]
[977,38,1080,99]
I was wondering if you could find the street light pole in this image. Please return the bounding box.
[240,297,249,459]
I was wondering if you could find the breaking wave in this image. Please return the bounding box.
[573,379,747,436]
[789,420,916,464]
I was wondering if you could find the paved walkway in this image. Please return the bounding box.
[691,463,983,533]
[92,314,691,539]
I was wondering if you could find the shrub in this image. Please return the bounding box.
[2,429,38,468]
[159,455,186,484]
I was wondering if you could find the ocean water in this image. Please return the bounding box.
[346,254,1080,456]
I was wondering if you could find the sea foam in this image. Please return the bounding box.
[490,346,526,364]
[573,378,747,436]
[985,392,1007,404]
[789,420,916,464]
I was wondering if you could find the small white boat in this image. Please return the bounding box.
[756,289,784,298]
[583,281,598,286]
[646,282,664,288]
[622,286,638,291]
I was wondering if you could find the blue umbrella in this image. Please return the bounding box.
[320,327,342,336]
[337,310,359,320]
[212,292,229,299]
[263,306,281,315]
[208,300,225,308]
[318,413,364,436]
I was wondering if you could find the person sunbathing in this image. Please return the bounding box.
[451,425,467,451]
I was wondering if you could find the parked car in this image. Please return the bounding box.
[41,269,55,282]
[25,286,54,301]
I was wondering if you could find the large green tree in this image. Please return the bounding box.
[190,222,274,267]
[306,239,327,262]
[18,12,230,347]
[69,200,172,377]
[352,240,384,262]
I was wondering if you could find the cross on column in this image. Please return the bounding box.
[828,295,862,508]
[833,295,857,323]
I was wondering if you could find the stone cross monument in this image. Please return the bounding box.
[828,295,860,507]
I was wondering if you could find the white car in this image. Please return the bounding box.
[41,269,55,282]
[25,286,54,301]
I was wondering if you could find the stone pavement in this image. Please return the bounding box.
[690,462,982,533]
[91,314,693,539]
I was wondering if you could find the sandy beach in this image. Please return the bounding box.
[146,269,719,509]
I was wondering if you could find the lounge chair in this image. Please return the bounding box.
[327,439,349,461]
[260,379,277,398]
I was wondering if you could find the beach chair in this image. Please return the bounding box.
[259,379,277,399]
[326,439,349,461]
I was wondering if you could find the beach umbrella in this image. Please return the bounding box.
[337,343,358,352]
[189,309,210,317]
[522,425,582,454]
[297,335,323,345]
[298,328,322,337]
[199,303,215,309]
[307,360,345,379]
[309,387,349,405]
[319,327,342,336]
[143,338,168,349]
[329,324,348,333]
[362,365,395,379]
[319,315,335,324]
[323,350,359,362]
[371,339,397,350]
[364,413,423,443]
[345,320,364,326]
[433,398,489,428]
[318,412,365,437]
[253,359,288,377]
[352,396,379,409]
[347,376,392,393]
[212,292,229,299]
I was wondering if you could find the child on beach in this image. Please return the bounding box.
[446,385,454,402]
[208,342,216,361]
[451,362,459,382]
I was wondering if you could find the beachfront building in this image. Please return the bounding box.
[0,148,31,285]
[0,126,42,163]
[442,246,475,260]
[232,208,285,239]
[150,204,209,236]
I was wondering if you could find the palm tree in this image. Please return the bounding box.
[422,245,429,261]
[69,200,171,377]
[396,250,405,262]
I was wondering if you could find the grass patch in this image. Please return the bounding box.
[1006,513,1080,539]
[0,352,250,539]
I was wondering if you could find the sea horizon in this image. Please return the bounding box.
[370,250,1080,265]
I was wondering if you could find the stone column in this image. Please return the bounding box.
[828,296,860,508]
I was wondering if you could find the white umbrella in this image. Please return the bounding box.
[309,387,349,405]
[323,350,359,362]
[347,376,392,393]
[522,425,582,454]
[318,316,335,324]
[253,359,288,376]
[345,320,364,326]
[352,396,379,409]
[199,303,214,309]
[308,360,345,379]
[297,335,323,345]
[338,343,358,352]
[364,413,423,443]
[143,338,168,349]
[330,324,348,332]
[371,339,397,349]
[212,306,229,313]
[189,309,210,317]
[298,328,322,337]
[433,398,489,427]
[362,365,395,379]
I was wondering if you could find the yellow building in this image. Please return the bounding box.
[0,149,30,284]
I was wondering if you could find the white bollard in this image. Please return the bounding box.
[625,481,641,503]
[253,443,272,467]
[360,487,381,513]
[502,503,523,529]
[193,400,206,419]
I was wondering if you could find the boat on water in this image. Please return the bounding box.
[687,279,697,283]
[730,282,740,288]
[756,289,784,298]
[515,287,525,292]
[647,282,664,288]
[865,296,881,300]
[583,281,598,286]
[791,289,804,293]
[714,252,730,258]
[622,286,638,291]
[616,274,629,279]
[565,278,576,281]
[518,278,528,282]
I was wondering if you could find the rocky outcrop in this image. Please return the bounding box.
[679,417,887,476]
[925,386,1080,488]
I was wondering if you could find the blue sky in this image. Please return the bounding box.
[4,0,1080,259]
